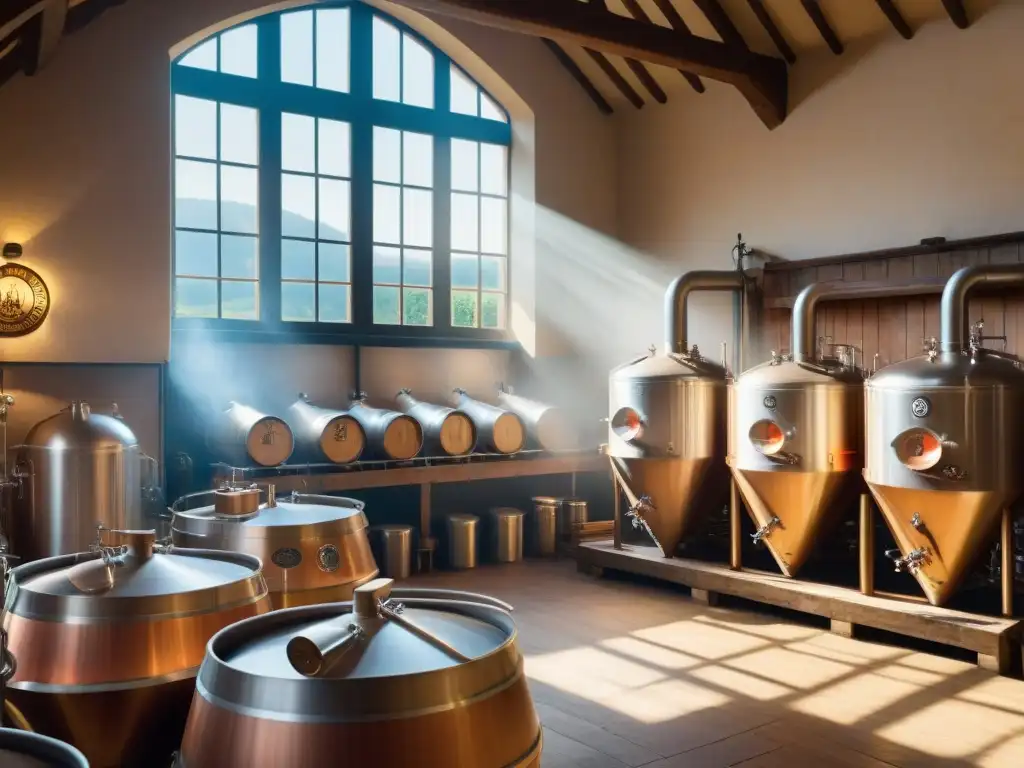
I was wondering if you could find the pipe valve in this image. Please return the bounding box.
[886,547,928,573]
[626,495,654,530]
[751,516,780,545]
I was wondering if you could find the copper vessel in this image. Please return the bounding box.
[171,486,378,609]
[451,389,525,454]
[0,729,89,767]
[288,394,366,464]
[395,389,476,456]
[209,402,294,467]
[3,530,270,768]
[607,270,746,557]
[177,578,542,768]
[348,394,423,460]
[497,390,578,452]
[865,264,1024,606]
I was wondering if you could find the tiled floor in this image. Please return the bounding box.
[412,561,1024,768]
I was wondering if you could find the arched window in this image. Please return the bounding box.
[171,2,511,342]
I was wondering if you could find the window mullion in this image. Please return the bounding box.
[258,15,282,326]
[350,2,375,328]
[433,53,452,329]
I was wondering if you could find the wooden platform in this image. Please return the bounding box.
[578,539,1024,676]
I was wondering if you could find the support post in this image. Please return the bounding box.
[729,477,742,570]
[612,469,622,549]
[860,494,875,596]
[1002,507,1014,618]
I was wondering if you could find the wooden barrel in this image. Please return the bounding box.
[348,398,423,461]
[497,391,579,452]
[288,395,366,464]
[210,402,294,467]
[395,390,477,456]
[451,390,525,455]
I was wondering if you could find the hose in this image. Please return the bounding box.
[4,700,33,731]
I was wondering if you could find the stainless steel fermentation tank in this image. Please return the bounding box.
[865,264,1024,606]
[729,279,946,577]
[607,270,746,557]
[11,402,142,562]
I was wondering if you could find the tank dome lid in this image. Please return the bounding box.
[174,492,368,532]
[868,352,1024,390]
[611,348,724,381]
[21,401,139,451]
[736,359,863,388]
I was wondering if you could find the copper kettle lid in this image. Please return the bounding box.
[172,488,368,532]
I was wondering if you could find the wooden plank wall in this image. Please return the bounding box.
[759,235,1024,370]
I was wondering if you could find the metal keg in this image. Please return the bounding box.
[447,514,479,570]
[372,525,414,580]
[491,508,525,563]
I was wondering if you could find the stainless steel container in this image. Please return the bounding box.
[177,579,542,768]
[395,390,476,456]
[11,402,141,562]
[491,508,525,563]
[171,487,378,609]
[3,530,270,768]
[608,269,746,557]
[497,390,578,452]
[209,402,294,467]
[865,264,1024,605]
[288,395,366,464]
[559,499,589,540]
[447,514,479,569]
[0,729,89,767]
[451,390,525,454]
[372,524,414,580]
[530,497,558,556]
[347,395,423,461]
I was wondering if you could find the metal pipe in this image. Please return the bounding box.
[729,478,742,570]
[1002,507,1014,618]
[859,494,875,596]
[792,278,948,363]
[940,264,1024,353]
[664,270,745,356]
[612,470,622,550]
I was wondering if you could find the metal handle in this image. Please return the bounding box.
[286,491,365,511]
[390,587,513,613]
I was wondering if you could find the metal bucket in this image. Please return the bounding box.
[447,514,479,570]
[372,525,414,580]
[490,508,525,564]
[530,497,558,557]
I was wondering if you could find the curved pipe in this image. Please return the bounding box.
[664,270,745,355]
[940,264,1024,352]
[791,278,948,363]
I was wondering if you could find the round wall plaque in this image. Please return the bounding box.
[0,263,49,337]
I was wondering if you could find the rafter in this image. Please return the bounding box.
[388,0,788,128]
[874,0,913,40]
[940,0,970,29]
[586,48,645,108]
[692,0,746,49]
[801,0,843,56]
[621,0,703,95]
[542,38,613,115]
[746,0,795,65]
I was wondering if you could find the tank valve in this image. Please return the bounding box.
[886,547,928,573]
[626,495,654,529]
[751,516,781,545]
[911,512,925,531]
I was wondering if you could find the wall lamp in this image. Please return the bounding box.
[2,243,23,259]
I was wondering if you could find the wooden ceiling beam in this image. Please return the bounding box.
[389,0,787,128]
[874,0,913,40]
[621,0,702,95]
[586,47,646,108]
[692,0,747,49]
[801,0,843,56]
[542,38,614,115]
[746,0,795,64]
[940,0,970,29]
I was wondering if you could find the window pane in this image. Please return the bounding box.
[281,11,313,86]
[450,65,478,116]
[221,234,258,279]
[481,292,505,329]
[319,119,351,177]
[220,24,257,78]
[282,113,315,173]
[373,285,400,324]
[481,92,506,123]
[282,173,316,238]
[220,103,258,166]
[373,184,401,244]
[373,127,401,183]
[451,290,478,328]
[319,283,351,323]
[451,253,478,289]
[282,281,315,322]
[220,165,258,234]
[179,39,216,72]
[402,187,432,247]
[403,249,432,287]
[282,238,315,280]
[319,178,350,241]
[319,242,350,283]
[480,196,506,255]
[175,160,218,230]
[481,256,506,291]
[222,280,258,319]
[316,8,350,93]
[373,246,401,284]
[175,278,218,318]
[450,193,478,252]
[402,34,433,109]
[451,139,478,192]
[402,132,432,188]
[480,143,507,196]
[175,230,217,277]
[404,287,432,326]
[372,17,400,102]
[175,96,217,160]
